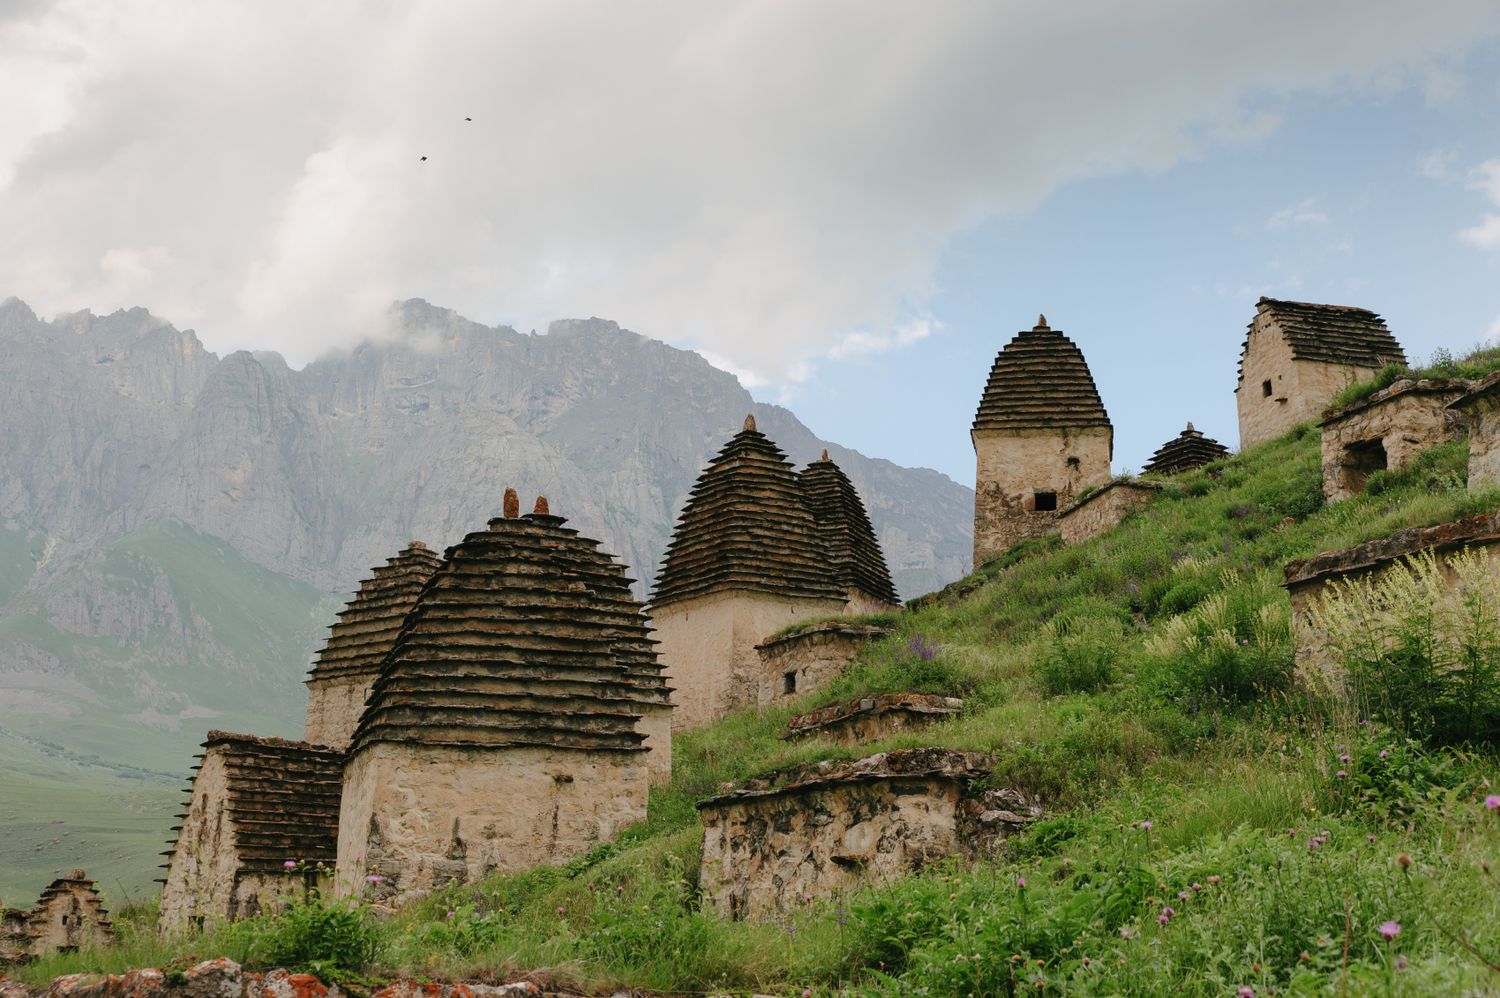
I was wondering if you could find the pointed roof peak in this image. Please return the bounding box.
[1144,423,1228,476]
[503,488,520,519]
[972,316,1110,433]
[532,495,550,515]
[743,413,757,433]
[1185,422,1195,433]
[1036,313,1048,329]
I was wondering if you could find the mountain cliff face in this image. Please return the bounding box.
[0,295,972,897]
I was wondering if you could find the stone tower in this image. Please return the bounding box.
[1143,423,1230,476]
[798,450,901,614]
[971,315,1112,565]
[336,493,669,898]
[650,417,849,731]
[304,541,443,750]
[1236,297,1406,450]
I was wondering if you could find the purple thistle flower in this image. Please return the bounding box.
[906,635,938,660]
[1379,750,1390,759]
[1396,954,1408,970]
[1336,770,1348,778]
[1238,988,1255,998]
[283,860,297,870]
[364,874,384,884]
[1016,876,1026,889]
[1485,794,1500,811]
[1339,754,1351,763]
[1139,820,1152,831]
[1378,920,1401,941]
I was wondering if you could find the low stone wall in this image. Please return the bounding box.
[1318,378,1470,502]
[697,748,1038,921]
[783,692,962,742]
[1283,511,1500,683]
[1450,374,1500,490]
[753,622,891,707]
[1056,479,1163,544]
[1,909,29,965]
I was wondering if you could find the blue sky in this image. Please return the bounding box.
[778,47,1500,485]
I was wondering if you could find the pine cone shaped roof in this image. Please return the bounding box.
[799,454,898,605]
[350,507,667,755]
[1143,423,1229,476]
[972,317,1110,433]
[307,542,443,684]
[650,419,845,608]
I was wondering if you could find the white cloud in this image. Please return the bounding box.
[826,315,940,361]
[1266,197,1330,230]
[1,1,1497,382]
[1459,159,1500,249]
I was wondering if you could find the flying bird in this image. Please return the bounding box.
[464,117,472,121]
[419,155,427,161]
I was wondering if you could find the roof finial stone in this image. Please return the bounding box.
[1186,422,1195,432]
[1036,313,1048,329]
[533,495,550,515]
[743,413,757,433]
[503,488,520,519]
[820,448,829,461]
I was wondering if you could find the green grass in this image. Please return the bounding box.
[19,426,1500,995]
[1326,343,1500,412]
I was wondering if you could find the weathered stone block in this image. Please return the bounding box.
[1056,478,1162,544]
[697,748,1037,920]
[1318,379,1469,502]
[1450,374,1500,490]
[783,692,962,743]
[972,427,1112,564]
[753,621,892,709]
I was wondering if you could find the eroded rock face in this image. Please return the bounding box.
[696,749,1037,921]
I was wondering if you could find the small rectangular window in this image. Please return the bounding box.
[1262,379,1273,397]
[1033,491,1058,512]
[783,671,797,695]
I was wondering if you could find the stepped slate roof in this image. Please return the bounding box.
[1238,297,1406,384]
[650,417,846,609]
[972,316,1111,434]
[307,541,442,684]
[798,451,899,606]
[1143,423,1230,476]
[27,871,112,942]
[351,494,668,755]
[163,732,342,876]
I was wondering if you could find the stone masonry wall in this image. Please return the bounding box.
[26,877,111,956]
[159,751,238,932]
[1056,480,1162,544]
[1460,388,1500,490]
[1238,321,1384,450]
[336,743,648,900]
[650,589,845,731]
[784,693,963,743]
[1284,513,1500,686]
[972,427,1111,565]
[1319,382,1468,503]
[753,623,892,708]
[302,676,372,751]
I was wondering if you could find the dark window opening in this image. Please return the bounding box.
[1341,439,1387,495]
[1033,491,1058,512]
[783,671,797,695]
[1066,456,1080,468]
[1262,379,1273,398]
[192,915,206,931]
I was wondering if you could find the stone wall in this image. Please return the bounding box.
[698,749,1035,921]
[753,622,892,708]
[1056,479,1162,544]
[336,743,648,899]
[972,427,1111,565]
[159,751,238,931]
[1,908,29,964]
[784,692,962,743]
[25,874,112,957]
[1284,512,1500,685]
[650,589,846,731]
[1237,322,1384,450]
[1452,379,1500,490]
[302,676,371,751]
[1319,380,1469,502]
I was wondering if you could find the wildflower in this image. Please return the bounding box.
[1191,882,1203,892]
[1158,912,1170,926]
[1336,770,1348,778]
[1339,754,1351,763]
[364,874,384,884]
[1163,906,1175,917]
[1396,954,1408,970]
[1379,750,1390,759]
[803,990,812,998]
[1238,988,1255,998]
[1139,820,1152,831]
[1207,875,1221,885]
[1178,891,1190,901]
[283,860,297,870]
[1360,719,1372,726]
[1016,876,1027,889]
[1299,951,1310,962]
[1397,854,1411,869]
[1367,834,1376,842]
[1119,926,1133,938]
[1081,956,1091,967]
[446,910,455,918]
[1486,795,1500,811]
[1379,921,1401,941]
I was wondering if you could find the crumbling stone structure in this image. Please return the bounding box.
[650,419,898,730]
[1,905,30,964]
[697,748,1036,920]
[336,494,668,898]
[1236,297,1406,450]
[1056,478,1163,544]
[1449,374,1500,490]
[22,872,112,957]
[783,692,963,743]
[971,315,1112,566]
[159,732,343,932]
[1143,423,1229,476]
[1318,378,1470,502]
[1283,511,1500,684]
[751,620,893,707]
[304,541,442,751]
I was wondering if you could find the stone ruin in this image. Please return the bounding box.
[649,419,899,731]
[1319,378,1470,502]
[1283,511,1500,685]
[159,732,343,932]
[971,315,1113,566]
[697,748,1038,921]
[1449,373,1500,490]
[303,542,443,751]
[782,692,963,743]
[1236,297,1406,451]
[1142,422,1229,476]
[336,494,669,899]
[753,620,894,710]
[0,872,113,962]
[1055,478,1163,544]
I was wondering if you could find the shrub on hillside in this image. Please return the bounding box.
[242,892,381,976]
[1036,615,1124,695]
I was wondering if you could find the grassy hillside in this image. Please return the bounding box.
[20,426,1500,995]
